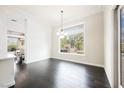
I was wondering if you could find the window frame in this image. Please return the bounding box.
[58,22,85,56]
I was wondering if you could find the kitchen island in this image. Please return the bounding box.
[0,54,15,88]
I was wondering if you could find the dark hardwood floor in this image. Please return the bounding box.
[12,58,110,88]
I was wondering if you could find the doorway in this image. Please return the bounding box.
[7,18,27,65]
[7,31,25,64]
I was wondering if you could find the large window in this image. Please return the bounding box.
[7,31,25,52]
[59,24,85,55]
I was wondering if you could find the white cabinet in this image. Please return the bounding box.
[0,54,15,87]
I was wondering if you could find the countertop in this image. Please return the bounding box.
[0,54,16,61]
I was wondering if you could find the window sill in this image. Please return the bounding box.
[58,52,85,56]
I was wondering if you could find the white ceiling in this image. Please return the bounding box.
[0,5,104,26]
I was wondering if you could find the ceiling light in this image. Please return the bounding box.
[57,10,68,37]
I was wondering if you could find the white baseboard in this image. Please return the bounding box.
[104,67,112,88]
[119,85,123,88]
[52,57,104,68]
[26,57,104,68]
[7,80,15,88]
[0,80,15,88]
[26,57,51,64]
[25,56,104,68]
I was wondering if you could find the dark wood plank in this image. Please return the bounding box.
[11,58,110,88]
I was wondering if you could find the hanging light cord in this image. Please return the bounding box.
[61,10,63,32]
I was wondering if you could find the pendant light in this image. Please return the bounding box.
[57,10,68,37]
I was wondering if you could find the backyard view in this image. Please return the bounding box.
[60,24,84,54]
[7,31,24,52]
[8,37,18,52]
[7,31,25,64]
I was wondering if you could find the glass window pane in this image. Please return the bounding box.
[60,24,84,55]
[120,7,124,87]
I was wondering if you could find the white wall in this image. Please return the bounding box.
[51,12,104,67]
[0,13,15,88]
[0,8,52,87]
[0,9,52,64]
[26,16,52,63]
[0,15,7,58]
[7,17,25,33]
[104,6,114,87]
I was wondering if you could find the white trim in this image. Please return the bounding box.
[58,22,85,31]
[111,8,114,88]
[26,57,104,68]
[24,18,28,64]
[52,57,104,68]
[26,57,51,64]
[6,80,15,88]
[58,52,85,56]
[113,5,119,88]
[0,80,15,88]
[8,34,24,39]
[119,85,123,88]
[118,5,120,88]
[104,67,112,87]
[58,22,85,56]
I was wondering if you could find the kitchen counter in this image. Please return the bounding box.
[0,54,16,61]
[0,54,15,87]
